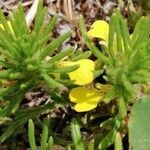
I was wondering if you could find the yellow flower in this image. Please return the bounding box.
[87,20,109,41]
[69,84,111,112]
[69,87,102,112]
[63,59,95,85]
[87,20,132,51]
[0,21,13,33]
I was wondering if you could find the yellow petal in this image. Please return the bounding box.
[74,101,98,112]
[66,59,95,85]
[69,69,93,85]
[69,87,102,103]
[78,59,95,71]
[87,20,109,41]
[63,59,95,71]
[69,87,102,112]
[60,59,95,85]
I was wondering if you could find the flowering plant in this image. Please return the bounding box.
[0,1,150,149]
[0,1,92,142]
[79,10,150,149]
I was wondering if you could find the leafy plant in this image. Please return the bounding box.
[28,117,53,150]
[0,1,73,116]
[0,101,61,143]
[28,117,95,150]
[79,10,150,149]
[70,118,85,150]
[0,0,150,149]
[0,0,80,143]
[0,0,95,144]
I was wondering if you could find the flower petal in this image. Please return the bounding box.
[69,87,102,103]
[62,59,95,85]
[63,59,95,71]
[68,69,93,85]
[77,59,95,71]
[74,101,98,112]
[67,59,95,85]
[87,20,109,41]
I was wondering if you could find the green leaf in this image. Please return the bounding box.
[118,96,127,120]
[108,14,116,58]
[48,136,54,150]
[40,31,71,60]
[0,103,58,143]
[44,15,58,37]
[72,51,92,61]
[41,74,63,88]
[48,48,73,63]
[28,119,37,150]
[34,0,47,33]
[114,132,123,150]
[70,118,85,150]
[129,96,150,150]
[132,16,150,50]
[0,70,13,79]
[41,116,50,150]
[100,117,120,129]
[88,141,94,150]
[53,65,79,74]
[11,5,29,37]
[98,128,117,150]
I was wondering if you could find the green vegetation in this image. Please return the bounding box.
[0,0,149,149]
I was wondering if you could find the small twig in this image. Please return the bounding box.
[68,0,73,21]
[63,0,74,22]
[63,0,69,20]
[56,0,61,9]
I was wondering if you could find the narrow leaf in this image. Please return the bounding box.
[28,119,37,150]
